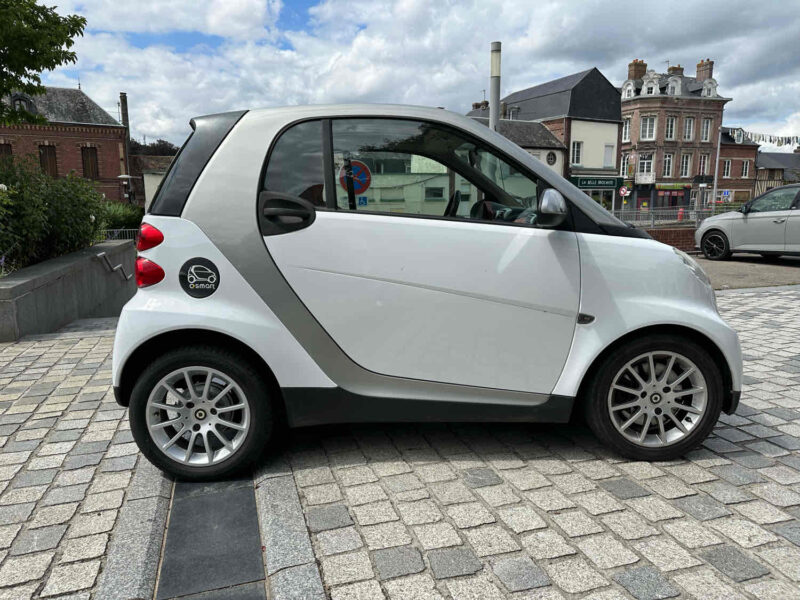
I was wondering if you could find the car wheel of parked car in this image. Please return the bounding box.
[129,346,272,480]
[585,334,723,461]
[701,231,731,261]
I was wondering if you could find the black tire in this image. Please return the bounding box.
[701,230,731,261]
[584,334,723,461]
[129,345,273,481]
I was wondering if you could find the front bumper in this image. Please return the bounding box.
[725,390,741,415]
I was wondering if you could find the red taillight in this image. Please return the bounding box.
[137,223,164,251]
[135,257,165,288]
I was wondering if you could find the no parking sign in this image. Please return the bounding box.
[339,160,372,195]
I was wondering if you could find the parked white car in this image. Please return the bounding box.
[696,184,800,260]
[113,105,742,479]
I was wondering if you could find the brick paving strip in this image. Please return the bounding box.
[1,288,800,598]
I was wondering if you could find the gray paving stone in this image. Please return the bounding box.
[9,524,67,556]
[709,464,765,486]
[0,502,35,525]
[373,545,424,580]
[270,562,325,600]
[428,547,482,579]
[701,545,771,582]
[773,521,800,547]
[462,468,502,489]
[599,478,651,499]
[674,494,732,521]
[61,453,103,470]
[613,566,681,600]
[491,555,549,592]
[317,527,363,556]
[306,504,354,533]
[728,451,776,469]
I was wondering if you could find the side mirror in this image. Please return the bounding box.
[538,188,568,228]
[740,204,749,214]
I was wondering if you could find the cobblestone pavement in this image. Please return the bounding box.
[1,288,800,598]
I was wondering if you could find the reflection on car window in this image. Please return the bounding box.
[749,188,797,213]
[331,118,542,226]
[263,120,326,206]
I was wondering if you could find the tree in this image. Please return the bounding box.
[0,0,86,124]
[129,138,180,156]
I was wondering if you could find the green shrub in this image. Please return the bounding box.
[101,201,144,230]
[0,155,104,273]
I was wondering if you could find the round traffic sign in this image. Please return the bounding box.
[339,160,372,195]
[619,185,630,197]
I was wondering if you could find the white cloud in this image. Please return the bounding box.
[47,0,800,150]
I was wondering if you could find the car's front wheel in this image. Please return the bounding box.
[129,346,273,480]
[701,230,731,260]
[585,335,723,461]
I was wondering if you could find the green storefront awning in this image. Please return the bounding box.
[569,176,623,189]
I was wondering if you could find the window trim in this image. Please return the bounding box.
[640,116,656,141]
[571,141,582,165]
[701,118,712,142]
[622,118,630,143]
[723,159,731,178]
[683,117,694,141]
[663,153,673,178]
[680,153,692,178]
[665,116,676,141]
[742,160,750,178]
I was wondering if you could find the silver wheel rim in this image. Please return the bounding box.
[607,351,707,447]
[146,366,250,466]
[702,233,726,258]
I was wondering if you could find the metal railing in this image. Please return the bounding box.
[100,229,139,241]
[611,208,716,228]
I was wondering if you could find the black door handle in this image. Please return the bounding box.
[258,191,316,236]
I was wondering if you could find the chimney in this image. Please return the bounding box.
[667,64,684,76]
[627,59,647,80]
[480,100,489,110]
[696,58,714,82]
[794,146,800,154]
[472,102,480,110]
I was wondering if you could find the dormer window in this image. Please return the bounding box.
[622,82,634,99]
[667,84,676,95]
[646,85,655,95]
[10,95,35,114]
[702,80,717,97]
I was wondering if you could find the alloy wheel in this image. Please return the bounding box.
[145,366,250,466]
[607,351,707,447]
[702,233,726,259]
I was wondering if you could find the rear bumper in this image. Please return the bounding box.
[113,385,126,407]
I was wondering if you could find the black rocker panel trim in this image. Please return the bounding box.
[282,388,575,428]
[149,110,247,216]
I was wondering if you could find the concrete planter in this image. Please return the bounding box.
[0,240,136,342]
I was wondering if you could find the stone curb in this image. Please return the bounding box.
[255,458,325,599]
[94,457,174,600]
[716,283,800,295]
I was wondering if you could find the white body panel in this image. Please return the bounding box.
[553,234,742,396]
[787,210,800,252]
[264,212,580,393]
[111,216,335,389]
[733,211,790,251]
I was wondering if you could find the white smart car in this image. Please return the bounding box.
[696,184,800,260]
[114,105,742,479]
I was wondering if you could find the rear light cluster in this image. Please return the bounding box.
[135,223,165,288]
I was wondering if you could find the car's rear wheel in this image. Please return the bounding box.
[129,346,273,480]
[584,334,723,460]
[701,230,731,260]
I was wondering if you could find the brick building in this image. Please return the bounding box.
[716,127,759,203]
[468,68,623,209]
[0,87,128,201]
[620,59,731,209]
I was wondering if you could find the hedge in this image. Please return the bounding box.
[0,155,108,275]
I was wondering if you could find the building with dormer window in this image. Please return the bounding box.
[619,58,731,209]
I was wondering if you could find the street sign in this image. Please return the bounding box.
[339,160,372,194]
[619,186,630,197]
[357,196,368,207]
[722,190,730,197]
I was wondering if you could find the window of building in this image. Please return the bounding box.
[39,145,57,177]
[646,85,655,95]
[735,129,744,144]
[683,117,694,141]
[665,117,676,140]
[701,118,712,142]
[698,153,709,175]
[723,159,731,178]
[263,120,326,206]
[622,118,630,142]
[638,153,653,174]
[667,83,676,95]
[81,147,99,180]
[742,160,750,178]
[663,153,673,178]
[603,144,615,168]
[620,153,629,177]
[680,154,691,177]
[0,143,11,157]
[640,117,656,141]
[571,141,582,165]
[330,118,542,223]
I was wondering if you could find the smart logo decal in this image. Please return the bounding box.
[179,258,220,298]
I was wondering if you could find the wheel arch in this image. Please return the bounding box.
[574,324,736,416]
[116,328,286,420]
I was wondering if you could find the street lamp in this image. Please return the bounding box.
[117,174,142,205]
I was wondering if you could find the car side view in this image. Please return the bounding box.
[696,183,800,260]
[113,105,743,480]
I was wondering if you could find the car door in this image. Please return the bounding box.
[784,191,800,253]
[732,187,798,251]
[259,117,581,394]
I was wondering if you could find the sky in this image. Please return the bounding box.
[47,0,800,152]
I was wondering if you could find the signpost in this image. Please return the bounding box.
[339,160,372,195]
[619,186,630,197]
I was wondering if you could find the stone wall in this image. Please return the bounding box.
[645,227,697,251]
[0,241,136,341]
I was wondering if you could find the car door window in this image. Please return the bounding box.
[748,188,797,213]
[330,118,544,226]
[263,119,326,206]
